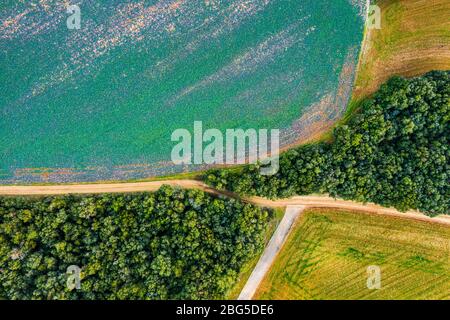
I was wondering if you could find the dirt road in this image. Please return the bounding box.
[238,205,305,300]
[0,180,448,225]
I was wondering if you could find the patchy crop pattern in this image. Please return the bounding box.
[0,0,366,183]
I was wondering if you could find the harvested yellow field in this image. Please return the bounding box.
[255,209,450,300]
[353,0,450,100]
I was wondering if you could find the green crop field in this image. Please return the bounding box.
[255,209,450,300]
[0,0,365,184]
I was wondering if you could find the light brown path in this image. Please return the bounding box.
[0,180,448,225]
[238,205,305,300]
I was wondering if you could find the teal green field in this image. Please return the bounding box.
[0,0,366,183]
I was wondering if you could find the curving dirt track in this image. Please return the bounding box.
[0,180,448,225]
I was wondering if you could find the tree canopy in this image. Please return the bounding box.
[205,71,449,216]
[0,186,271,299]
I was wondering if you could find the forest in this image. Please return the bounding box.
[0,186,271,299]
[0,71,447,300]
[205,71,449,216]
